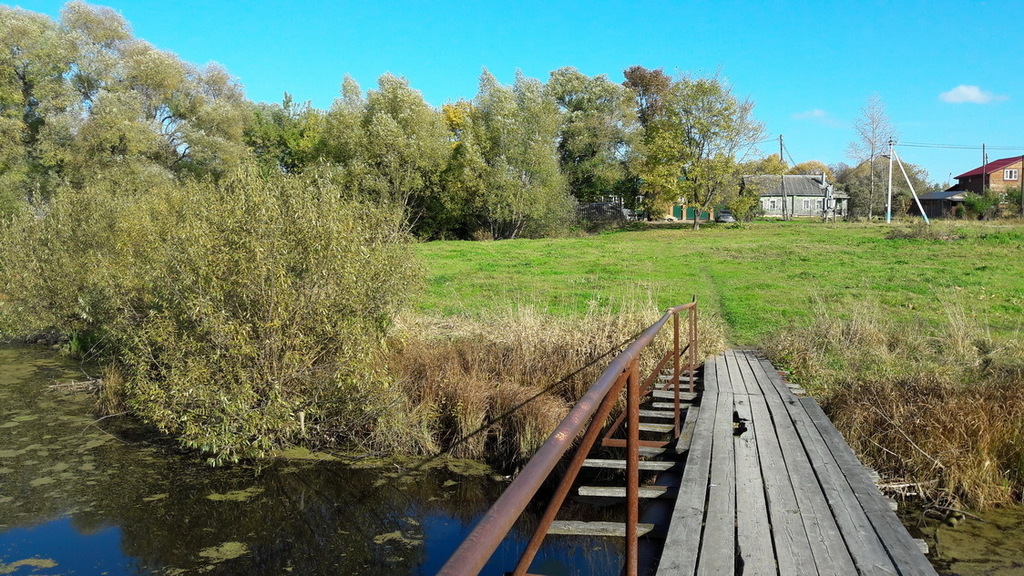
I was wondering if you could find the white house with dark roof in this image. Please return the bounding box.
[741,174,848,218]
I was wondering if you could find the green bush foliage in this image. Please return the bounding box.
[0,165,419,463]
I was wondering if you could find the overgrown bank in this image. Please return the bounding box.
[0,167,418,463]
[765,302,1024,509]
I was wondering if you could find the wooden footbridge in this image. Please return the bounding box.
[437,302,937,576]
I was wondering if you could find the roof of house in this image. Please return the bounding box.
[954,156,1021,179]
[919,190,967,201]
[742,174,849,198]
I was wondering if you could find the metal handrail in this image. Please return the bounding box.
[438,299,699,576]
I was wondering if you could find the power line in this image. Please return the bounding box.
[899,141,1024,152]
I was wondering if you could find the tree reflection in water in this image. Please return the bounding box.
[0,345,622,575]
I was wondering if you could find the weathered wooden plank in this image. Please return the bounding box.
[732,352,817,575]
[696,388,736,576]
[547,520,666,538]
[733,394,776,575]
[724,349,750,395]
[673,403,700,457]
[756,357,899,575]
[637,446,673,458]
[800,397,938,576]
[577,485,677,499]
[650,389,699,401]
[639,409,679,419]
[655,360,720,576]
[748,393,818,575]
[743,352,858,575]
[651,401,690,410]
[581,458,679,471]
[638,422,675,433]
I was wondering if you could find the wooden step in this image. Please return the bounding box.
[659,369,696,377]
[548,520,667,538]
[637,422,674,433]
[651,390,698,401]
[582,458,679,471]
[652,401,690,410]
[639,409,676,419]
[578,485,678,499]
[637,446,673,458]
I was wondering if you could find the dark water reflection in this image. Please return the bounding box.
[0,345,622,575]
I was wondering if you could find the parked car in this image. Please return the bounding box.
[715,210,736,223]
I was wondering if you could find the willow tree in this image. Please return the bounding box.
[0,1,248,211]
[471,70,572,239]
[546,67,636,203]
[361,73,450,229]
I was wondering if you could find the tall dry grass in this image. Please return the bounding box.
[764,299,1024,509]
[381,303,726,470]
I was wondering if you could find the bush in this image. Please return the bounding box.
[0,165,419,463]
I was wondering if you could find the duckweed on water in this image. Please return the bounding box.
[0,558,59,574]
[197,541,250,562]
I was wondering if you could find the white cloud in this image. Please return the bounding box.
[793,109,827,120]
[939,85,1008,104]
[792,109,843,128]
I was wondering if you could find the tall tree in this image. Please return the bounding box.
[546,67,636,203]
[0,1,248,207]
[361,73,450,221]
[846,94,896,219]
[471,70,571,239]
[0,6,77,207]
[672,74,765,229]
[788,160,835,182]
[622,66,679,214]
[244,94,326,174]
[836,157,929,218]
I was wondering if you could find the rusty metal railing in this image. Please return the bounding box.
[438,299,699,576]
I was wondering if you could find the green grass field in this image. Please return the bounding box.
[415,220,1024,346]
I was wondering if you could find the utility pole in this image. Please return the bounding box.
[981,143,987,195]
[779,135,787,220]
[886,139,894,223]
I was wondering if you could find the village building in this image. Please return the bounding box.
[742,174,848,219]
[947,156,1024,195]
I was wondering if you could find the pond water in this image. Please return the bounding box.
[902,504,1024,576]
[0,345,622,575]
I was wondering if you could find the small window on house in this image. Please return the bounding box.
[1004,169,1019,180]
[816,199,823,210]
[802,199,811,211]
[769,199,777,210]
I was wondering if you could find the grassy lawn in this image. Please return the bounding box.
[415,220,1024,346]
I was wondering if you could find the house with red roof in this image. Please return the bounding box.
[948,156,1024,195]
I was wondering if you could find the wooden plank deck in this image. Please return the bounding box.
[657,350,937,576]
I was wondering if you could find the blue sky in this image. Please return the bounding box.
[11,0,1024,186]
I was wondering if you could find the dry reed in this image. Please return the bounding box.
[382,302,727,469]
[764,299,1024,509]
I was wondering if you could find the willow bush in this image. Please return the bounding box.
[0,165,418,463]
